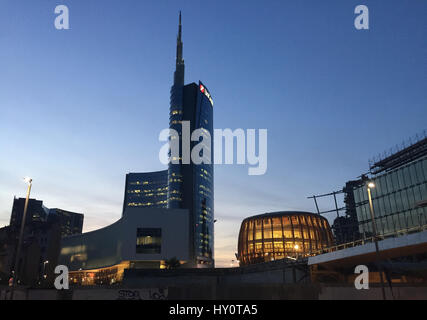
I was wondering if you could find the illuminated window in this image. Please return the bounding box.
[136,228,161,254]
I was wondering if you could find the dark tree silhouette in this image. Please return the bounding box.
[164,257,181,269]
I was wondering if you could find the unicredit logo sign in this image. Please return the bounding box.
[200,83,214,107]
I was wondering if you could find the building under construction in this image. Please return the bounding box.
[306,132,427,287]
[309,132,427,244]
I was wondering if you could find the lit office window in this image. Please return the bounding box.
[136,228,161,254]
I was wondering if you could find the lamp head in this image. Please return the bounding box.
[23,177,32,184]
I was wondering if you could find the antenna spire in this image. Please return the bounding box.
[174,11,184,85]
[176,11,183,65]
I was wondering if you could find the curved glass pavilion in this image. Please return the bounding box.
[237,211,334,266]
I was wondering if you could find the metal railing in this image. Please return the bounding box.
[309,223,427,256]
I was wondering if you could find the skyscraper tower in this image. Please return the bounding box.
[167,13,215,267]
[168,11,185,209]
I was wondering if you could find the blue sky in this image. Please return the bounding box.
[0,0,426,267]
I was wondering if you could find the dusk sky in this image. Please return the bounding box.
[0,0,426,267]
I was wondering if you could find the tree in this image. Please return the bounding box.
[164,257,181,270]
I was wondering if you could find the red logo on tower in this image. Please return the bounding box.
[199,82,213,107]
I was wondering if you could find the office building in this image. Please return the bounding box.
[48,208,84,237]
[59,207,190,285]
[330,135,427,243]
[167,12,214,267]
[122,170,168,214]
[0,197,84,286]
[57,13,215,283]
[9,197,83,237]
[9,198,48,231]
[123,13,214,267]
[354,139,427,238]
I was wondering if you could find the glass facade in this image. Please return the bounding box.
[122,171,168,214]
[354,156,427,237]
[238,212,334,266]
[9,198,83,237]
[167,82,214,267]
[191,82,214,265]
[47,208,83,237]
[9,198,47,230]
[167,80,185,207]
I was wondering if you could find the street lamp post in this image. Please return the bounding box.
[42,260,49,285]
[10,177,32,300]
[366,181,386,300]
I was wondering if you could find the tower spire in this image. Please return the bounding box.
[179,11,182,38]
[174,11,184,86]
[176,11,183,66]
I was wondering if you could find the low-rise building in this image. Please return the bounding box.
[58,207,190,285]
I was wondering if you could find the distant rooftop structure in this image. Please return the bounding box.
[369,130,427,175]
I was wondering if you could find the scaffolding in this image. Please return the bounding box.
[369,131,427,175]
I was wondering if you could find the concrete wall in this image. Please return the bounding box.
[318,286,427,300]
[122,260,310,287]
[2,285,427,300]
